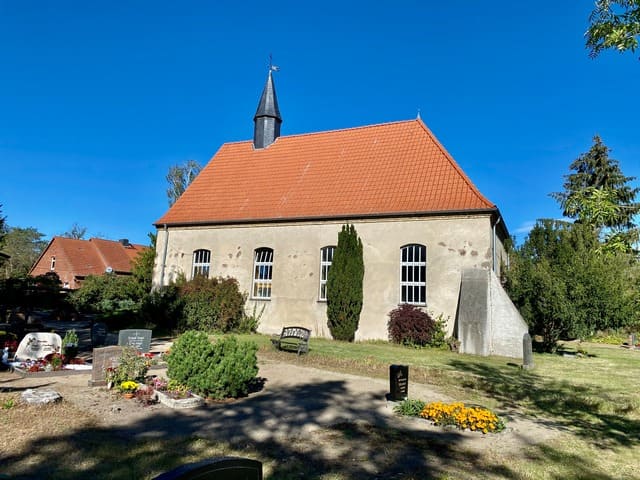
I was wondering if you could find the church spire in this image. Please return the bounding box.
[253,65,282,149]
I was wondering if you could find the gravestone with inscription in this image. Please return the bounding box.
[91,322,108,347]
[153,457,262,480]
[389,364,409,401]
[89,345,124,387]
[118,329,152,353]
[15,333,62,361]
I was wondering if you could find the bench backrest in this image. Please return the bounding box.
[280,326,311,341]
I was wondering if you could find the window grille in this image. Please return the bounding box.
[192,249,211,278]
[252,248,274,299]
[318,246,335,301]
[400,244,426,305]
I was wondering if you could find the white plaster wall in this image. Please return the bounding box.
[489,270,529,358]
[153,214,498,340]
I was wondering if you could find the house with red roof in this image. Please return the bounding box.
[30,237,147,289]
[153,70,527,356]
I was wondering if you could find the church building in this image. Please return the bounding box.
[153,70,527,356]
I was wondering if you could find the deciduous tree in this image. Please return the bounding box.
[166,160,202,206]
[586,0,640,58]
[0,227,47,278]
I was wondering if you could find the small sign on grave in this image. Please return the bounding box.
[118,329,152,353]
[15,333,62,361]
[89,345,124,387]
[389,364,409,401]
[91,322,108,347]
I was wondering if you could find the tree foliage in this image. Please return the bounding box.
[551,136,639,253]
[326,224,364,342]
[586,0,640,58]
[63,223,88,239]
[131,232,156,294]
[0,227,48,279]
[505,220,639,352]
[166,160,202,206]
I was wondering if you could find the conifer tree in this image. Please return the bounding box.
[326,224,364,342]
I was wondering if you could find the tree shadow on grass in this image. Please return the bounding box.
[0,374,629,479]
[447,359,640,449]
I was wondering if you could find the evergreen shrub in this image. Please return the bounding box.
[166,330,258,399]
[388,304,439,347]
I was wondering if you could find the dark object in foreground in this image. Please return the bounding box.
[153,457,262,480]
[270,326,310,355]
[389,364,409,401]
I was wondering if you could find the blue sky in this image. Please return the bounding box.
[1,1,638,246]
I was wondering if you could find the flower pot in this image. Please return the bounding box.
[123,393,135,399]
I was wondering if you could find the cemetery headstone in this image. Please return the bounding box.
[153,457,262,480]
[522,333,534,370]
[118,329,152,353]
[15,333,62,361]
[91,322,108,347]
[389,364,409,401]
[628,333,636,350]
[89,345,124,387]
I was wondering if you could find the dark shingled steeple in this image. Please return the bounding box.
[253,70,282,149]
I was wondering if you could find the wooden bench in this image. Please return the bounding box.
[270,326,311,355]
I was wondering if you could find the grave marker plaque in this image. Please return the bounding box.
[389,364,409,401]
[15,333,62,361]
[89,345,124,387]
[118,329,152,353]
[91,322,108,347]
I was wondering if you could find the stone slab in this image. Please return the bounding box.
[89,345,124,387]
[21,388,62,405]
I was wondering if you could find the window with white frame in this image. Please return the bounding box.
[50,256,56,271]
[318,246,335,301]
[400,244,426,305]
[252,248,273,299]
[192,249,211,278]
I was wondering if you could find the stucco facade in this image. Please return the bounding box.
[153,213,507,340]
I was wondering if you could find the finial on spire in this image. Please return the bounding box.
[416,109,421,120]
[269,53,280,72]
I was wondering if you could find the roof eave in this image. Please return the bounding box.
[154,207,501,229]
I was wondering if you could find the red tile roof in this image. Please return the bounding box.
[156,119,495,226]
[30,237,148,279]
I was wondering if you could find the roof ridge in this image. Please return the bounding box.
[223,118,420,145]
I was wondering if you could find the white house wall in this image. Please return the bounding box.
[153,214,503,340]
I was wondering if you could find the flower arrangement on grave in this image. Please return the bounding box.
[419,401,505,434]
[118,380,139,393]
[104,347,154,388]
[150,376,193,399]
[61,329,79,358]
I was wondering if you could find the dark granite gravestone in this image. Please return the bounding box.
[91,322,108,347]
[89,345,124,387]
[153,457,262,480]
[522,333,534,370]
[118,329,152,353]
[389,364,409,401]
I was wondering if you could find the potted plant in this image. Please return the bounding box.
[119,380,139,398]
[62,329,79,359]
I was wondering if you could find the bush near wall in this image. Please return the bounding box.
[388,304,443,347]
[178,276,246,333]
[166,330,258,399]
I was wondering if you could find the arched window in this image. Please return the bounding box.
[252,247,274,299]
[318,246,335,301]
[192,249,211,278]
[400,244,426,305]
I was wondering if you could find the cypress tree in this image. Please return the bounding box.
[326,224,364,342]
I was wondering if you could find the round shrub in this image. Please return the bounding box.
[166,330,258,399]
[388,304,438,347]
[178,277,246,333]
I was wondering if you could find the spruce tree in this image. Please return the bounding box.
[326,224,364,342]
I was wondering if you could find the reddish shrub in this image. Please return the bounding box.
[388,304,436,346]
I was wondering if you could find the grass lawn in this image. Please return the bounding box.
[2,334,639,479]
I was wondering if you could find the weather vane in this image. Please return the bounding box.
[269,53,280,72]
